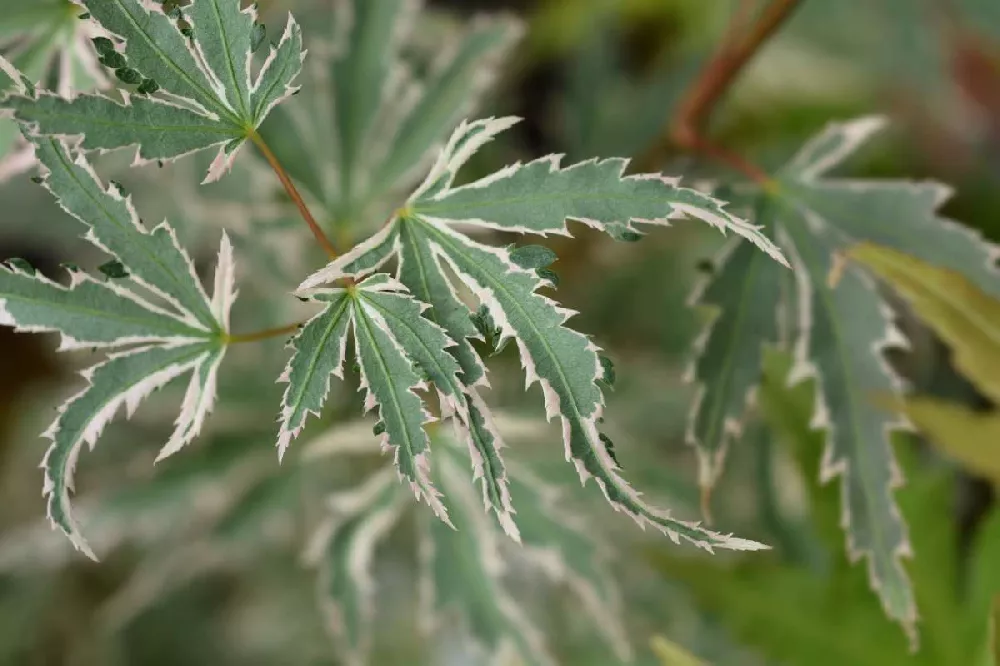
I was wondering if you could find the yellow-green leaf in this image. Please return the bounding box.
[850,243,1000,404]
[898,398,1000,486]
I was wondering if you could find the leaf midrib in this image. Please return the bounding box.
[204,0,249,119]
[286,297,349,425]
[0,288,205,338]
[353,301,423,476]
[699,245,766,463]
[415,188,682,225]
[25,104,241,135]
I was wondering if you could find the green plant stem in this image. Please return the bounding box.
[250,131,339,259]
[640,0,803,183]
[226,322,303,345]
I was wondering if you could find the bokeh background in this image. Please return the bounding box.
[1,0,999,664]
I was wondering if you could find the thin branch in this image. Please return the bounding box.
[638,0,803,182]
[250,131,339,259]
[226,321,303,345]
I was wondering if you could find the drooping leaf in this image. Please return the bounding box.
[682,116,1000,634]
[0,135,238,558]
[686,195,784,492]
[895,398,1000,487]
[850,244,1000,403]
[409,119,787,265]
[350,275,453,524]
[32,136,218,330]
[421,451,554,666]
[309,468,408,666]
[780,205,915,637]
[257,0,521,227]
[1,0,305,182]
[301,118,776,552]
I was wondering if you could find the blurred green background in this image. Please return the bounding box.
[1,0,999,664]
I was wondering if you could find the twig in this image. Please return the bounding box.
[250,132,339,259]
[226,321,303,345]
[638,0,803,182]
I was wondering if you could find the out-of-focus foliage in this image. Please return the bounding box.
[1,0,1000,664]
[651,351,1000,666]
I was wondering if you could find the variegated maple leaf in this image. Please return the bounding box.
[0,0,109,181]
[305,429,631,666]
[0,0,305,182]
[257,0,521,233]
[685,116,1000,639]
[284,117,786,552]
[0,135,237,558]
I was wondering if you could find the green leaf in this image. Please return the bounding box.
[2,0,305,182]
[350,276,452,524]
[357,281,519,536]
[276,290,353,458]
[411,121,787,267]
[370,17,522,192]
[423,453,554,666]
[783,117,1000,300]
[501,458,632,660]
[32,136,218,330]
[850,244,1000,403]
[0,262,205,347]
[42,341,220,558]
[301,119,777,552]
[311,469,407,665]
[686,196,784,491]
[780,205,915,638]
[1,135,239,558]
[897,398,1000,486]
[257,6,519,225]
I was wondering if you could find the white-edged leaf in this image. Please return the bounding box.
[351,275,451,525]
[410,120,788,267]
[309,468,407,666]
[0,6,108,181]
[42,342,218,558]
[409,215,764,550]
[0,262,204,349]
[370,16,522,193]
[32,136,217,330]
[779,211,915,638]
[422,452,555,666]
[276,289,353,459]
[686,197,784,491]
[2,0,305,181]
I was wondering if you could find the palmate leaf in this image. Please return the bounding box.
[305,429,628,666]
[685,116,1000,637]
[0,2,108,181]
[278,274,462,524]
[296,117,781,552]
[0,0,305,182]
[0,135,237,558]
[257,0,521,228]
